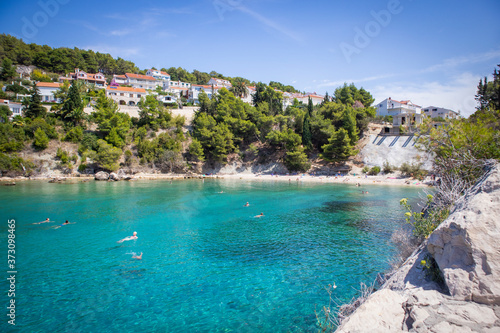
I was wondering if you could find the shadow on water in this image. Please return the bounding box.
[319,200,387,214]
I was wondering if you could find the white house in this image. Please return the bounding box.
[422,106,460,119]
[36,82,62,103]
[166,80,191,90]
[0,99,23,118]
[106,86,146,106]
[146,69,170,81]
[189,85,215,104]
[125,73,158,90]
[375,97,422,116]
[207,77,232,88]
[110,75,127,86]
[157,94,178,105]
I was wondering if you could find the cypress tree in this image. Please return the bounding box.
[61,81,83,119]
[301,97,313,149]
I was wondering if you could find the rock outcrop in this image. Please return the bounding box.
[427,167,500,306]
[109,172,121,181]
[336,164,500,332]
[94,171,109,181]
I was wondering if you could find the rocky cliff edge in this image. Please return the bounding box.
[336,164,500,333]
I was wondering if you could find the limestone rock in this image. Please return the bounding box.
[109,172,120,181]
[428,166,500,305]
[94,171,109,181]
[336,289,405,332]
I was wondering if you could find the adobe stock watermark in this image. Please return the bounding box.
[21,0,70,39]
[339,0,410,64]
[212,0,243,21]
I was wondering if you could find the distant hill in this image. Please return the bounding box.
[0,34,299,91]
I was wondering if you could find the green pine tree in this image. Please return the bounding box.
[24,87,47,119]
[0,58,17,81]
[33,127,49,150]
[321,128,357,162]
[60,81,83,120]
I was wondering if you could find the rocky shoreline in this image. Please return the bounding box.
[336,164,500,332]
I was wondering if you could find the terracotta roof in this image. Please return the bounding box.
[125,73,156,81]
[114,75,127,79]
[106,86,146,93]
[160,71,169,75]
[0,99,21,105]
[36,82,61,88]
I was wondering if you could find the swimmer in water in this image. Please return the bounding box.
[254,212,264,218]
[132,252,143,260]
[53,220,74,229]
[34,218,52,224]
[244,202,249,207]
[118,231,138,243]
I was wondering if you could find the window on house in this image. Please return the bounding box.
[120,93,124,96]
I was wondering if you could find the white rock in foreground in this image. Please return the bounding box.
[337,164,500,332]
[427,166,500,305]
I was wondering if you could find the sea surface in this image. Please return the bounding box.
[0,179,423,332]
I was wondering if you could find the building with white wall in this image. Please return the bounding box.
[106,86,146,106]
[146,69,170,81]
[422,106,460,119]
[0,99,23,118]
[36,82,62,103]
[207,77,232,88]
[110,75,127,86]
[125,73,158,90]
[375,97,422,116]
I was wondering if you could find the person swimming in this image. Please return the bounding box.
[132,252,143,260]
[118,231,138,243]
[244,202,249,207]
[53,220,74,229]
[34,218,52,224]
[254,212,264,218]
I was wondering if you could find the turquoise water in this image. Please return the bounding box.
[0,179,422,332]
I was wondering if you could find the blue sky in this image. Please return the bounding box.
[1,0,499,117]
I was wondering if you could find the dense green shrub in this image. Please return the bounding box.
[368,166,380,175]
[400,162,428,180]
[33,128,49,150]
[382,161,395,174]
[64,126,83,143]
[0,152,35,175]
[361,166,369,174]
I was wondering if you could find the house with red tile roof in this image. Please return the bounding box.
[110,74,127,86]
[60,68,106,87]
[375,97,422,116]
[146,69,171,81]
[125,73,159,90]
[106,86,147,106]
[36,82,62,103]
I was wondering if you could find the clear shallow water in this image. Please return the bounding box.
[0,179,422,332]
